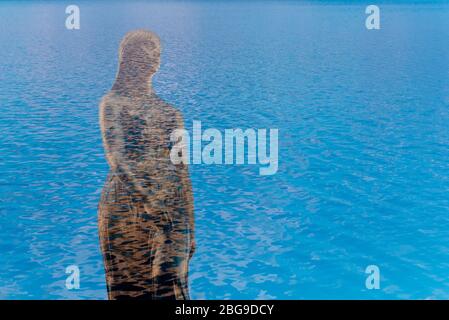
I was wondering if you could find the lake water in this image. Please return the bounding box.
[1,0,449,299]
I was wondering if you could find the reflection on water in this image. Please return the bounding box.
[98,30,194,299]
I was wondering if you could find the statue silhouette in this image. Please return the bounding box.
[98,30,195,300]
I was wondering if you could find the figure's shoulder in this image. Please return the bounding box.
[147,95,185,123]
[100,91,130,109]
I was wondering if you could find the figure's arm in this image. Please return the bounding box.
[183,164,195,258]
[174,110,195,258]
[100,97,121,172]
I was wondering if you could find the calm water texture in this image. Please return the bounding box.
[1,1,449,299]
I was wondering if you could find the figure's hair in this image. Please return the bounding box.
[118,29,161,63]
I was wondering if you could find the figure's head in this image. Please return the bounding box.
[118,30,161,79]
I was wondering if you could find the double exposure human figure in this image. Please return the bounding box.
[98,30,195,300]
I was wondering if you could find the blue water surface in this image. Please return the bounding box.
[1,0,449,299]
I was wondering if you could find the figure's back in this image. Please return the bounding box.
[98,30,194,300]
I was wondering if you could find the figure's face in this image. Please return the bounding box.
[142,42,161,75]
[120,36,161,78]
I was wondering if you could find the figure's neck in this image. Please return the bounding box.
[111,70,154,98]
